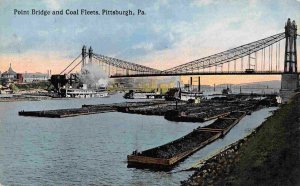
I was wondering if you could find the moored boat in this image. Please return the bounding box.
[61,88,109,98]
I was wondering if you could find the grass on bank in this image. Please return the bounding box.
[232,96,299,185]
[238,107,287,168]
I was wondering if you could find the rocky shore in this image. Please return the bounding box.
[181,126,258,185]
[181,94,300,185]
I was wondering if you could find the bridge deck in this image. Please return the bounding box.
[110,71,299,78]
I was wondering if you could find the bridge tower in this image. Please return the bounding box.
[284,18,297,72]
[82,45,86,68]
[88,46,93,64]
[280,18,298,103]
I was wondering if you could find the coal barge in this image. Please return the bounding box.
[127,111,246,170]
[18,101,166,118]
[123,90,164,99]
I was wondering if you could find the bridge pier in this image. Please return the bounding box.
[280,74,299,103]
[280,18,298,103]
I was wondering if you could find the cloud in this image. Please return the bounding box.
[43,0,61,10]
[0,33,23,53]
[137,13,280,70]
[152,0,169,10]
[249,0,259,7]
[37,30,49,37]
[132,42,154,51]
[75,27,88,34]
[191,0,215,7]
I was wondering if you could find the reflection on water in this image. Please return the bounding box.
[0,94,276,185]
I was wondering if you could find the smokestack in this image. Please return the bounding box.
[82,45,86,68]
[198,76,201,92]
[214,84,216,92]
[88,46,93,64]
[190,77,193,91]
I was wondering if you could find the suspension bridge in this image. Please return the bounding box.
[60,18,298,79]
[57,19,298,101]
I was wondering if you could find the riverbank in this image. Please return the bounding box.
[182,94,300,185]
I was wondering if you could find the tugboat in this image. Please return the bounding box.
[222,86,232,95]
[180,90,203,101]
[123,90,134,99]
[165,87,203,101]
[165,78,203,102]
[50,73,109,98]
[165,88,181,101]
[60,84,109,98]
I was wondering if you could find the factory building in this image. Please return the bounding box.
[23,72,49,83]
[1,64,23,83]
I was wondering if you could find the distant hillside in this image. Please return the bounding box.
[238,80,281,89]
[216,80,281,89]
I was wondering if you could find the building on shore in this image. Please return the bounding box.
[0,64,50,85]
[0,63,23,84]
[23,72,49,83]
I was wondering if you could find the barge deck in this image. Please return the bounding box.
[18,101,166,118]
[18,106,116,118]
[127,111,246,170]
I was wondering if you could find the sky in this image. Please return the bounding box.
[0,0,300,85]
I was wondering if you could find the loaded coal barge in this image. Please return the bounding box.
[123,90,164,99]
[127,111,246,170]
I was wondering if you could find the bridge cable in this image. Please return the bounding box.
[260,49,263,71]
[228,62,230,73]
[66,56,86,75]
[278,41,280,71]
[163,32,285,73]
[92,53,160,73]
[271,44,273,72]
[60,54,81,75]
[234,59,236,71]
[276,42,278,71]
[269,46,271,71]
[263,48,266,71]
[255,51,257,71]
[241,57,243,71]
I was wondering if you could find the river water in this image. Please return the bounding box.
[0,93,277,185]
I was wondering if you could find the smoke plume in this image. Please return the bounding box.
[79,63,108,88]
